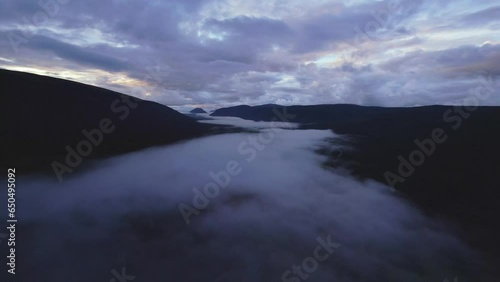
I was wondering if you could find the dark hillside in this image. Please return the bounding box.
[1,69,210,174]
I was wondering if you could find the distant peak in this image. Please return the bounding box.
[190,108,207,114]
[256,103,282,108]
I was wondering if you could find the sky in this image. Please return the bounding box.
[0,0,499,110]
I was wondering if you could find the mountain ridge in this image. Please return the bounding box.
[211,102,500,269]
[1,69,211,175]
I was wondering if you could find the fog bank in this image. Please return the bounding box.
[9,117,487,281]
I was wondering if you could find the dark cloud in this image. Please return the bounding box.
[205,16,292,41]
[381,43,500,76]
[460,5,500,27]
[0,0,45,23]
[27,35,130,71]
[291,0,423,53]
[0,0,499,108]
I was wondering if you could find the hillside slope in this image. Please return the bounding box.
[1,69,210,174]
[212,103,500,268]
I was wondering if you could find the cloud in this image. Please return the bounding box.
[0,0,499,108]
[205,16,292,41]
[459,5,500,27]
[380,43,500,78]
[26,35,130,71]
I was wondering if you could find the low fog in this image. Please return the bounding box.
[10,117,488,281]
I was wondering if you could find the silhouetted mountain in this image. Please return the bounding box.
[256,103,282,108]
[190,108,207,114]
[213,103,400,123]
[1,69,211,174]
[213,103,500,265]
